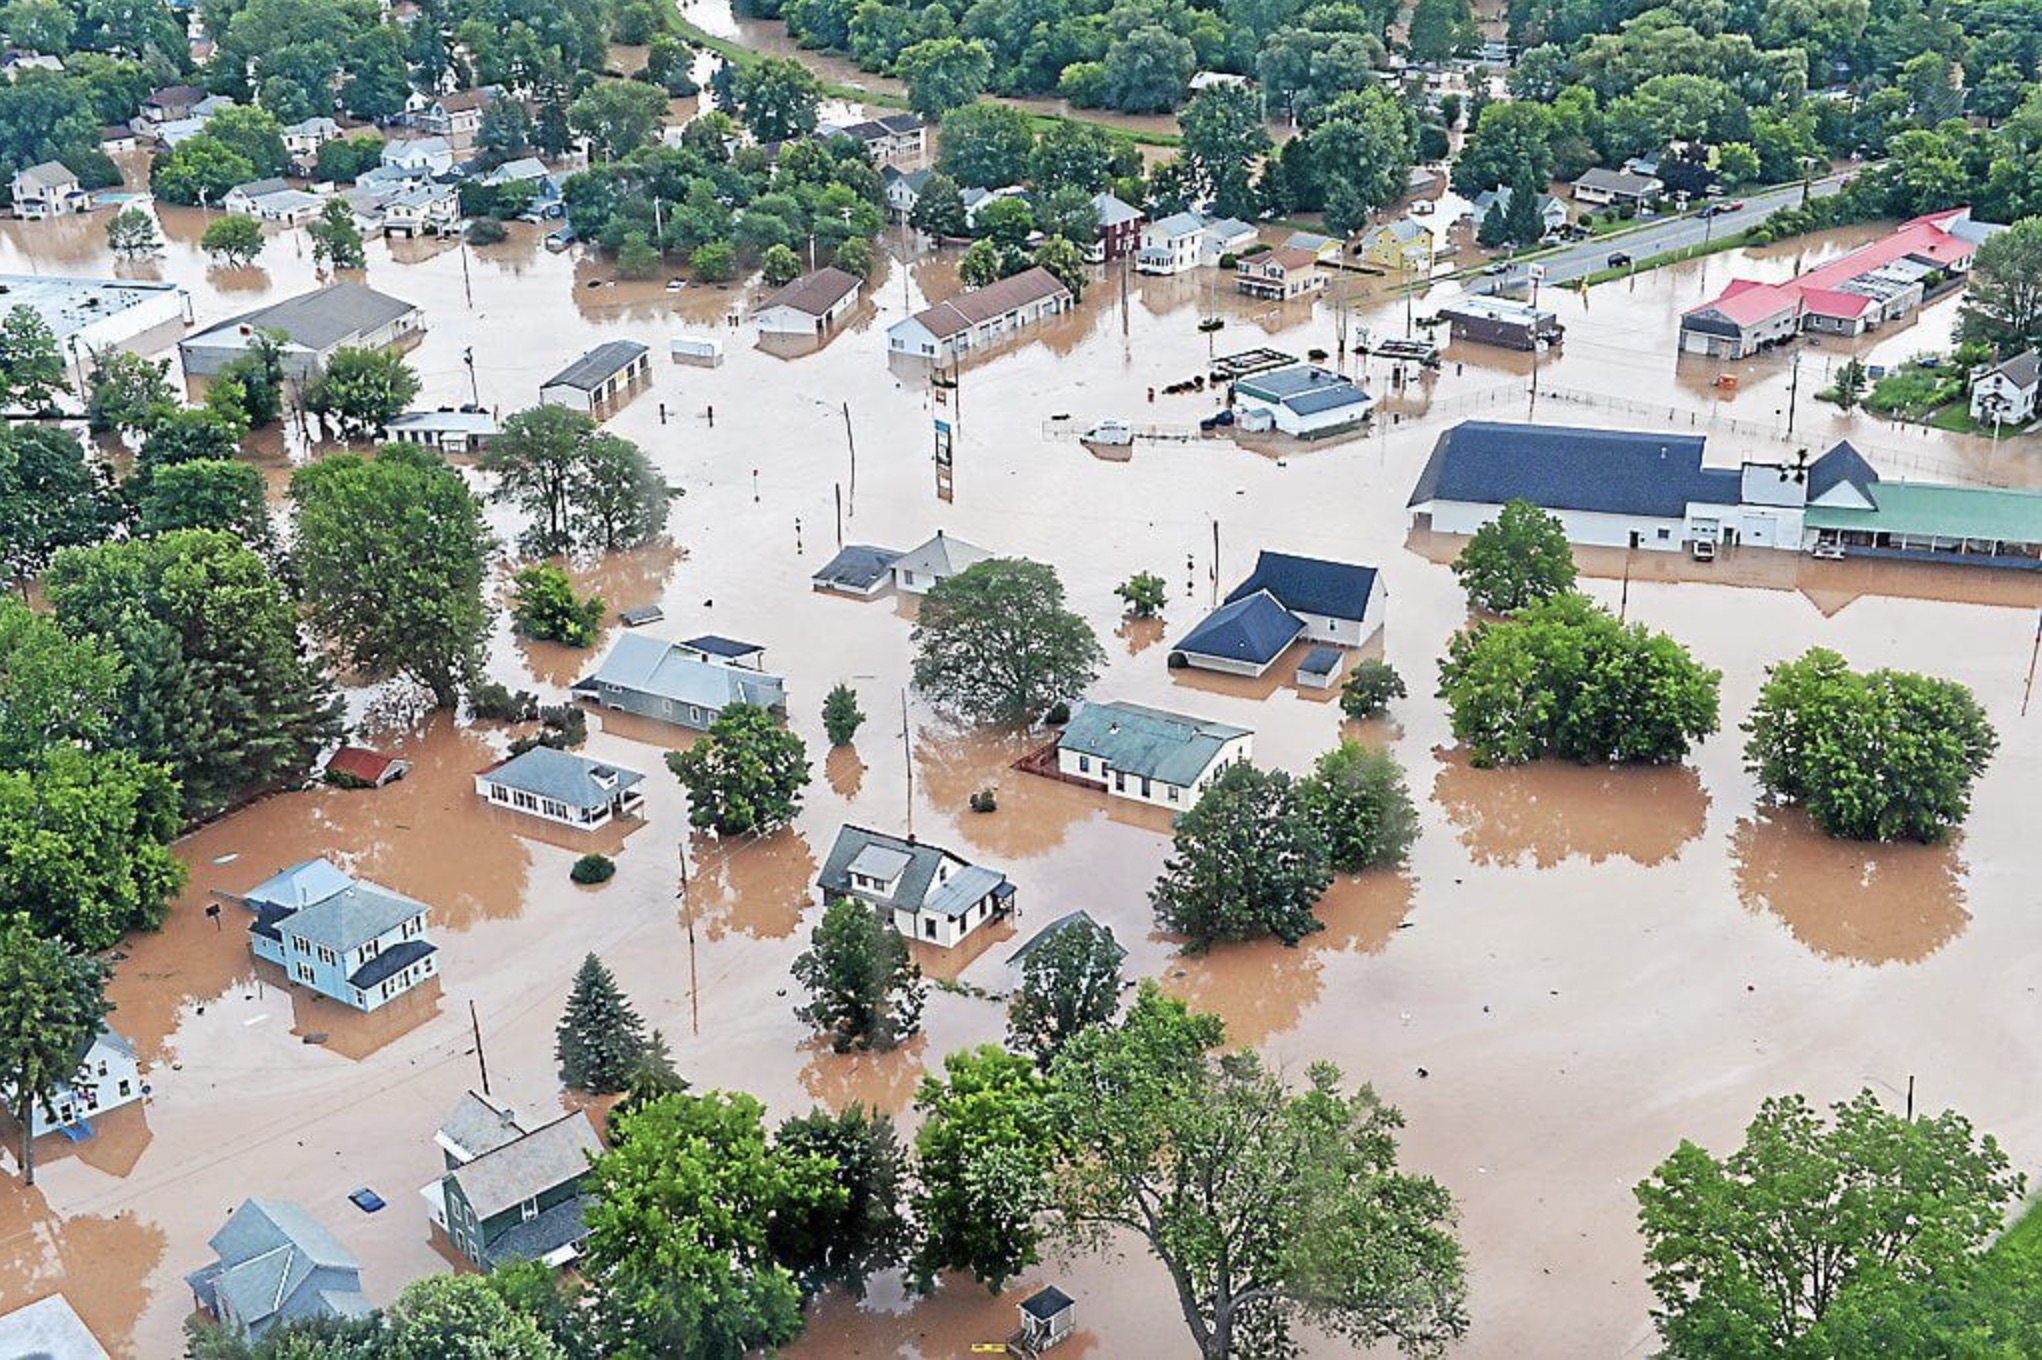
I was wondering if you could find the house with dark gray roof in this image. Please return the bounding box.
[539,340,651,415]
[1168,591,1306,677]
[475,747,645,830]
[179,282,424,379]
[1222,550,1382,647]
[1054,700,1253,809]
[886,267,1073,362]
[571,632,787,730]
[423,1101,601,1272]
[818,826,1015,947]
[1971,350,2039,427]
[238,858,437,1012]
[1571,166,1665,206]
[186,1199,369,1340]
[883,165,935,220]
[1232,365,1374,438]
[812,543,903,597]
[1003,910,1115,991]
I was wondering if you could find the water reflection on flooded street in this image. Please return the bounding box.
[13,176,2042,1357]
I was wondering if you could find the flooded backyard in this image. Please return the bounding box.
[5,194,2042,1358]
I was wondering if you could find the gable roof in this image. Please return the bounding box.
[1407,420,1740,518]
[904,267,1070,341]
[323,743,406,786]
[438,1091,526,1161]
[229,177,292,200]
[1806,440,1878,502]
[1092,192,1142,226]
[478,746,644,811]
[1224,551,1378,622]
[1575,167,1661,195]
[1005,910,1107,971]
[892,530,989,578]
[1984,350,2040,390]
[817,826,1002,918]
[278,879,428,951]
[15,160,79,190]
[1235,364,1371,415]
[447,1111,600,1220]
[147,84,204,107]
[572,633,786,710]
[1147,210,1203,238]
[1172,590,1305,665]
[544,340,648,391]
[812,543,901,590]
[245,859,356,911]
[758,266,860,317]
[1805,480,2042,543]
[188,282,419,353]
[1057,700,1250,785]
[0,1294,108,1360]
[191,1199,367,1331]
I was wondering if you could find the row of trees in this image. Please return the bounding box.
[1443,501,1999,844]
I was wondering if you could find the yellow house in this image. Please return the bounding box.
[1356,218,1434,274]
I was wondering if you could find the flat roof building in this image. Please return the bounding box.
[0,274,190,354]
[1436,295,1564,352]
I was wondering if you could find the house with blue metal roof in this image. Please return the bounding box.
[1232,365,1374,438]
[817,826,1015,947]
[571,632,788,730]
[1222,550,1383,647]
[186,1199,369,1340]
[240,859,437,1012]
[1169,592,1306,677]
[474,746,645,830]
[1054,700,1253,808]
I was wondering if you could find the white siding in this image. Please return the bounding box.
[1423,499,1686,551]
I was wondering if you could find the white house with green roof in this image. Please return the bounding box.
[1054,700,1253,809]
[240,859,437,1012]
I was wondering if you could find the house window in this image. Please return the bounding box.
[295,963,315,983]
[1657,527,1672,541]
[689,706,704,724]
[521,1197,539,1222]
[1077,755,1091,773]
[354,989,366,1006]
[362,938,381,959]
[1168,785,1180,803]
[923,918,937,939]
[118,1079,131,1098]
[317,946,336,965]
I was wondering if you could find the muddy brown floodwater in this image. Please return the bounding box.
[6,174,2042,1360]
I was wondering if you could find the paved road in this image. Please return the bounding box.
[1465,173,1853,294]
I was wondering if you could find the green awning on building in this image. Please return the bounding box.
[1806,482,2042,544]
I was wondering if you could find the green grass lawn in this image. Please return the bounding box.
[1577,229,1755,287]
[1987,1198,2042,1265]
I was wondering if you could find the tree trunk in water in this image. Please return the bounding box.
[17,1083,33,1187]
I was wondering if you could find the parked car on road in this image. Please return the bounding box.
[1607,251,1633,267]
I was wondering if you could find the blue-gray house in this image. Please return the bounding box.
[571,633,788,731]
[242,859,438,1013]
[186,1198,370,1340]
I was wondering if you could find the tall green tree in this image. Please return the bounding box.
[728,56,823,142]
[290,445,494,708]
[104,205,161,258]
[1450,499,1578,612]
[481,406,670,555]
[908,171,969,236]
[303,346,420,440]
[555,953,648,1093]
[568,79,669,161]
[791,897,925,1053]
[934,102,1036,188]
[1438,592,1721,767]
[1959,216,2042,355]
[821,684,864,746]
[583,1092,838,1358]
[0,597,118,768]
[769,1104,912,1298]
[150,137,256,207]
[385,1274,566,1359]
[1047,987,1468,1360]
[1742,648,1996,843]
[1102,25,1196,114]
[912,1045,1058,1290]
[46,531,342,815]
[510,563,603,647]
[1152,762,1332,949]
[911,558,1104,726]
[1407,0,1476,63]
[1637,1090,2023,1357]
[1006,915,1125,1068]
[0,422,122,591]
[137,460,273,548]
[896,37,993,118]
[0,914,108,1185]
[0,303,67,413]
[1180,84,1271,221]
[664,703,809,835]
[84,349,175,435]
[204,105,290,177]
[308,196,367,270]
[0,744,185,949]
[1298,740,1420,873]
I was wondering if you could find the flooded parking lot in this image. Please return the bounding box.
[5,195,2041,1357]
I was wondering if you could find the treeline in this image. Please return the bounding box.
[736,0,1400,115]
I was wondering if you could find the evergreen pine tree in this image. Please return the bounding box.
[555,954,648,1093]
[1503,167,1545,245]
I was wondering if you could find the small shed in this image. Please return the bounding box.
[1297,646,1344,689]
[1017,1286,1076,1352]
[325,746,411,787]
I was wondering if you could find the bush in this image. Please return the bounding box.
[571,853,617,884]
[1115,571,1168,618]
[1299,741,1420,872]
[823,684,865,746]
[466,218,508,245]
[691,241,737,282]
[1340,659,1407,719]
[470,680,540,721]
[833,237,873,276]
[1043,700,1071,726]
[510,563,604,647]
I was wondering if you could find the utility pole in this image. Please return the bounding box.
[834,481,843,547]
[460,239,473,308]
[1210,519,1221,607]
[2021,608,2042,717]
[462,346,479,408]
[901,688,914,836]
[677,844,699,1036]
[468,1000,491,1095]
[841,400,857,513]
[1786,351,1803,437]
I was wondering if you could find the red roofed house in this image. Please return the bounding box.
[1679,208,2001,359]
[326,746,412,788]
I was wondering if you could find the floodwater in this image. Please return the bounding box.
[7,179,2042,1359]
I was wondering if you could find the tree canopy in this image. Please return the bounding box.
[910,557,1103,726]
[1152,762,1332,949]
[1451,499,1579,613]
[481,406,671,555]
[665,703,809,836]
[1742,647,1997,842]
[0,912,108,1184]
[1437,592,1721,767]
[1006,915,1125,1067]
[791,897,925,1052]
